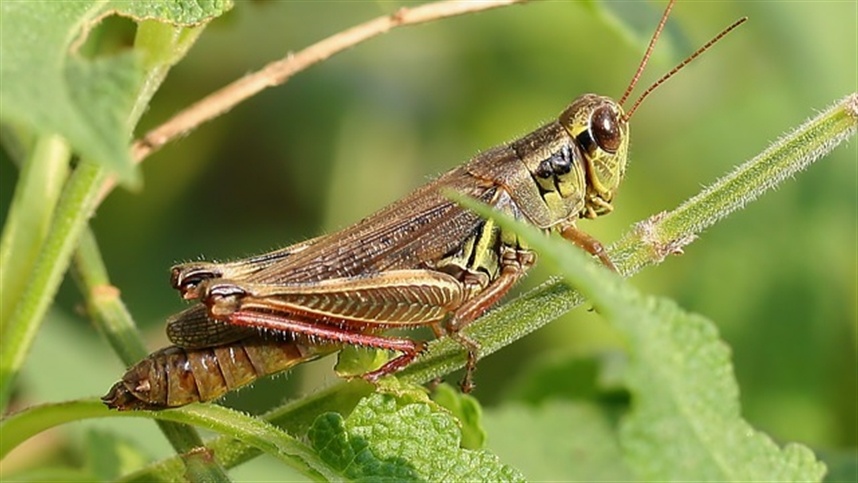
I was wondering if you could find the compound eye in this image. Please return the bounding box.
[590,106,621,154]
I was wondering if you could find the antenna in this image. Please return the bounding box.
[623,16,747,121]
[618,0,676,107]
[615,0,747,121]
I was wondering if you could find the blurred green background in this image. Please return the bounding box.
[2,0,855,478]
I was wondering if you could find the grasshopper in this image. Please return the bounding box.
[105,0,745,409]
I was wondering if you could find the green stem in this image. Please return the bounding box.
[0,161,104,413]
[0,10,224,482]
[72,229,148,363]
[0,134,70,331]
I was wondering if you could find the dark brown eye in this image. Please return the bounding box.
[591,106,621,154]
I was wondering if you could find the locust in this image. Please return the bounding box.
[104,0,745,410]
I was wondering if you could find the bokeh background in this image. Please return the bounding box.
[2,0,855,478]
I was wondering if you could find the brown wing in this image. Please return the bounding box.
[247,165,500,285]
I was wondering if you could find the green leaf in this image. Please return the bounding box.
[614,300,826,481]
[308,412,423,482]
[308,393,524,482]
[0,135,70,328]
[484,401,633,481]
[431,383,486,450]
[0,0,230,185]
[0,0,230,418]
[456,195,827,481]
[109,0,231,26]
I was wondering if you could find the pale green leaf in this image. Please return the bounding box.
[616,299,826,481]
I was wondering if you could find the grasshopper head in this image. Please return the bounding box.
[558,94,629,218]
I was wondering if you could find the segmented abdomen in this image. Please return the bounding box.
[102,338,330,410]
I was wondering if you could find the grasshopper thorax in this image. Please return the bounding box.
[558,94,629,218]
